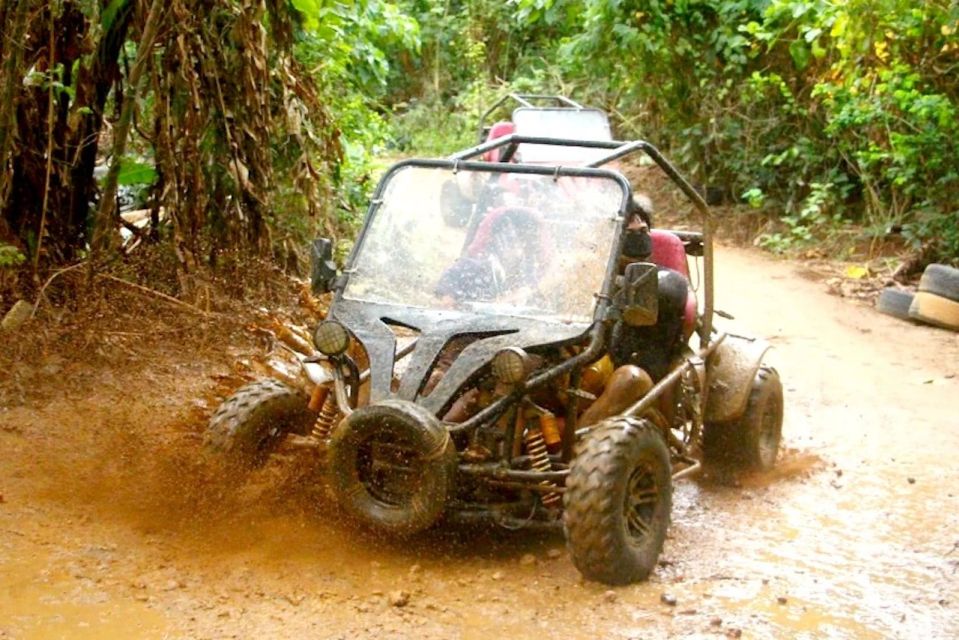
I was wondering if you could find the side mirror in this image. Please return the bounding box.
[621,262,659,327]
[310,238,338,294]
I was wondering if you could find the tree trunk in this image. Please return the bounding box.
[0,0,30,210]
[89,0,166,260]
[64,0,135,259]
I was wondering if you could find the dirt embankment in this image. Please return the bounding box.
[1,246,958,639]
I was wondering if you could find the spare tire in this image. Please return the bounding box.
[876,287,915,321]
[909,291,959,332]
[917,264,959,303]
[328,400,456,534]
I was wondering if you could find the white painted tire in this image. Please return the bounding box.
[908,291,959,332]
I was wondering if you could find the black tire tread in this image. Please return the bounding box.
[206,378,314,467]
[564,417,672,585]
[328,400,457,535]
[876,287,914,321]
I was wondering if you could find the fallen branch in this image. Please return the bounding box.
[32,261,87,319]
[96,273,217,317]
[31,261,222,319]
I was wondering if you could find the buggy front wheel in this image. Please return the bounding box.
[564,417,672,585]
[205,378,317,469]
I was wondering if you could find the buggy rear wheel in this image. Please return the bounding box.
[205,379,316,469]
[564,417,672,585]
[704,366,783,471]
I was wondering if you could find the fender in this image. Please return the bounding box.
[704,334,771,424]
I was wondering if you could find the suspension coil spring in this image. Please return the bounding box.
[524,428,561,507]
[311,391,340,442]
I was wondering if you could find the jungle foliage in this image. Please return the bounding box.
[1,0,956,305]
[390,0,959,264]
[0,0,415,299]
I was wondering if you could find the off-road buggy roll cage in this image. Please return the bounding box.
[320,137,720,467]
[476,93,594,143]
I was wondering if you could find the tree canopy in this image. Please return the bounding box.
[1,0,956,302]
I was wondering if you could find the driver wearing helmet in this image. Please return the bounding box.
[611,196,690,380]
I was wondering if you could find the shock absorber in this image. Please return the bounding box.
[310,387,340,442]
[524,428,561,508]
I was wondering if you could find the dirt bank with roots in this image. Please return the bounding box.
[1,245,957,639]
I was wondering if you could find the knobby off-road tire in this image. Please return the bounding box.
[564,418,672,585]
[703,366,783,471]
[328,400,457,535]
[205,379,316,469]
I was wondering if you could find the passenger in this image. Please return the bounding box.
[610,196,689,381]
[579,195,691,426]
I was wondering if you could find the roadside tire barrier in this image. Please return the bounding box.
[876,288,915,321]
[909,291,959,332]
[917,263,959,303]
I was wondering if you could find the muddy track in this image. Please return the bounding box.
[1,246,957,639]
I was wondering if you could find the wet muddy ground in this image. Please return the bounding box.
[1,246,958,639]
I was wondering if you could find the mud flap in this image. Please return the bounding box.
[704,335,771,424]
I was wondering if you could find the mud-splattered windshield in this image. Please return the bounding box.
[343,166,625,325]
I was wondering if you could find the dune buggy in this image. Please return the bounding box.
[206,134,783,585]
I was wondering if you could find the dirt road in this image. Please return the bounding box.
[1,245,957,639]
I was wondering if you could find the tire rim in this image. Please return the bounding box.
[356,432,422,507]
[757,396,782,468]
[623,461,660,544]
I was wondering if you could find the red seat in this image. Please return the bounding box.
[482,122,515,162]
[650,230,697,339]
[682,290,697,340]
[650,230,689,278]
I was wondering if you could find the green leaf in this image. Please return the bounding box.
[116,158,156,186]
[101,0,129,32]
[789,40,810,70]
[0,244,26,268]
